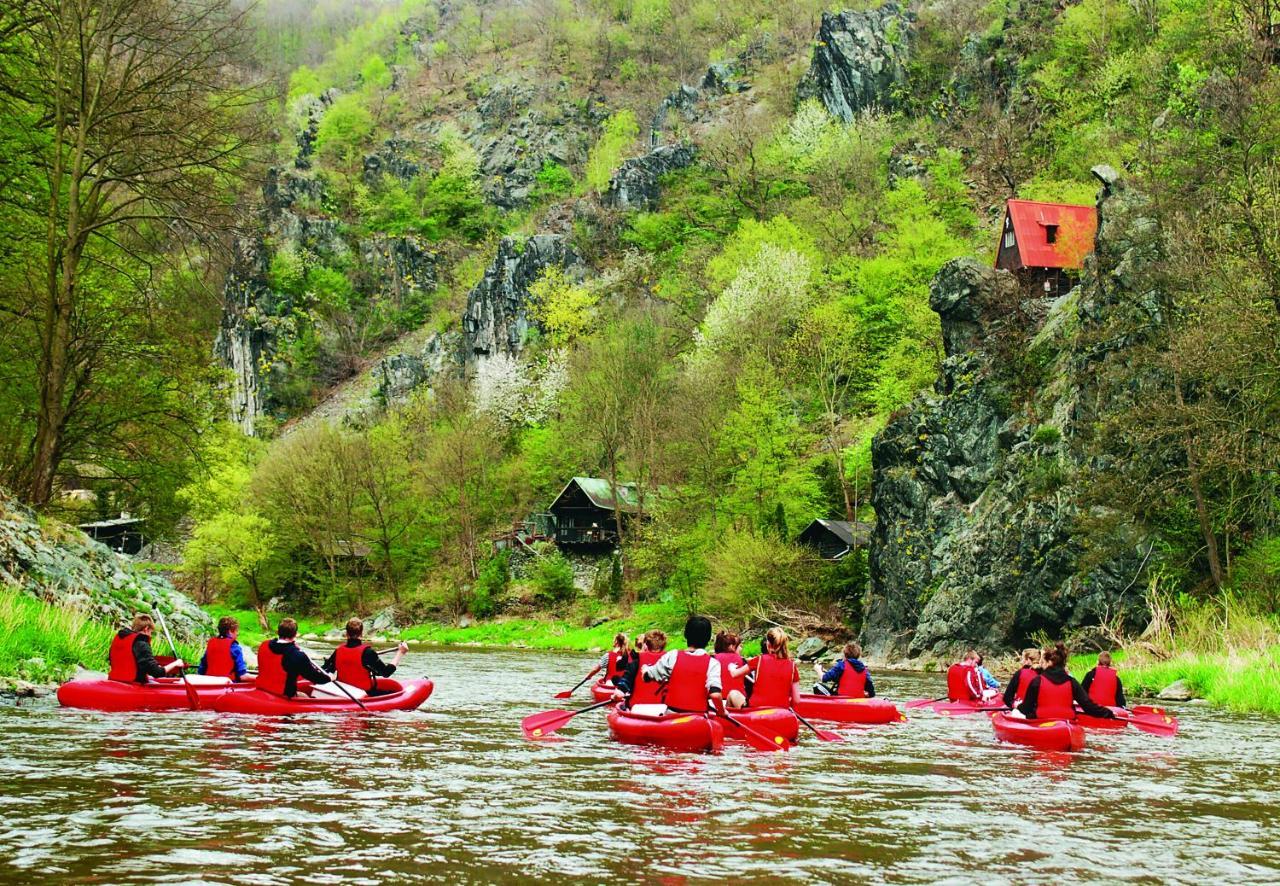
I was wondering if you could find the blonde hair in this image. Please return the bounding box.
[612,632,629,654]
[643,629,667,652]
[1021,647,1042,668]
[1098,651,1113,667]
[764,627,791,659]
[131,614,155,633]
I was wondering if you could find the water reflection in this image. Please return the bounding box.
[1,649,1278,882]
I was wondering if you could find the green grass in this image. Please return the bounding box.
[0,590,114,683]
[200,607,340,650]
[1119,647,1280,716]
[400,600,687,651]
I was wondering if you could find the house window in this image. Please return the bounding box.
[1045,224,1058,244]
[1004,230,1015,249]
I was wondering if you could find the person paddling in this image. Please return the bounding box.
[256,618,332,699]
[746,627,803,709]
[1002,647,1042,709]
[322,618,408,697]
[108,614,187,685]
[615,629,667,707]
[812,642,876,698]
[713,630,750,709]
[584,633,634,691]
[640,616,726,716]
[1017,643,1115,721]
[197,616,249,682]
[946,651,986,703]
[1081,651,1127,709]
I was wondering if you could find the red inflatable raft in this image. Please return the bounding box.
[607,708,724,753]
[991,712,1085,752]
[720,706,800,744]
[591,680,616,703]
[210,678,434,715]
[57,676,257,712]
[794,694,906,725]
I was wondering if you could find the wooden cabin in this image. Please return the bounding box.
[796,519,872,561]
[547,477,650,550]
[79,515,146,555]
[994,199,1098,297]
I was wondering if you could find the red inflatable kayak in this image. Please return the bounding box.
[794,694,906,724]
[591,680,616,703]
[607,708,724,753]
[719,706,800,744]
[991,712,1085,752]
[57,676,257,712]
[210,678,434,715]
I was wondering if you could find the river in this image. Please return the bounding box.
[1,647,1277,883]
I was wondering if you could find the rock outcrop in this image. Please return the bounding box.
[213,236,273,434]
[867,169,1155,659]
[605,143,698,210]
[0,492,212,644]
[797,5,915,121]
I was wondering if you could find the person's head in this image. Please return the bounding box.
[131,614,155,636]
[764,627,790,659]
[714,630,741,654]
[975,653,985,667]
[963,649,978,665]
[683,615,712,650]
[1098,651,1113,668]
[1045,642,1069,669]
[277,618,299,640]
[643,629,667,652]
[345,617,364,640]
[1021,647,1042,668]
[844,642,862,661]
[612,632,629,654]
[217,616,239,639]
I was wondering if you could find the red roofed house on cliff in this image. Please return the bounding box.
[995,199,1098,297]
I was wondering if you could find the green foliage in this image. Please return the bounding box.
[288,65,323,100]
[0,590,113,683]
[315,93,376,169]
[706,215,821,290]
[702,530,814,624]
[1032,425,1063,445]
[529,548,576,604]
[360,55,393,90]
[585,110,640,192]
[473,551,511,619]
[533,161,576,200]
[527,267,599,346]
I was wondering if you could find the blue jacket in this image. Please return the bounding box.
[197,638,249,679]
[820,658,876,697]
[978,665,999,690]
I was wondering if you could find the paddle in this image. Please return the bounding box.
[1113,707,1179,737]
[905,696,948,710]
[153,609,199,711]
[554,673,593,700]
[713,708,795,752]
[522,698,614,739]
[793,709,843,742]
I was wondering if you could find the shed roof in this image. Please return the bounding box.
[548,477,647,514]
[79,516,144,530]
[1003,199,1097,270]
[798,519,872,547]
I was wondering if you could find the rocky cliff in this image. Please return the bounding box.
[797,4,914,121]
[0,492,212,643]
[866,167,1155,659]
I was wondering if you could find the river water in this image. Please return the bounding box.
[1,647,1277,883]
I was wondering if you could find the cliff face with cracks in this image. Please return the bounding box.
[866,167,1158,659]
[796,4,915,121]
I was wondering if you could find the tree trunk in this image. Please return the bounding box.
[1174,376,1224,589]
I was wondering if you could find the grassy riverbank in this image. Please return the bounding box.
[0,590,113,685]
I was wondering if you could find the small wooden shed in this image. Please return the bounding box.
[796,519,872,561]
[994,199,1098,297]
[547,477,649,549]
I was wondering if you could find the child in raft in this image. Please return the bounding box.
[713,630,750,709]
[811,642,876,698]
[745,627,803,709]
[615,630,666,705]
[1015,642,1116,721]
[945,650,988,703]
[1002,647,1042,709]
[1080,651,1127,709]
[584,632,633,690]
[197,615,250,682]
[975,653,1000,692]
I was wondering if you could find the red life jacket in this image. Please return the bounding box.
[837,660,868,698]
[108,631,142,683]
[334,643,374,691]
[664,651,711,712]
[256,640,288,696]
[630,651,665,705]
[1034,675,1076,720]
[714,652,746,695]
[204,637,235,679]
[751,655,797,707]
[1014,667,1038,701]
[1087,666,1119,707]
[605,651,625,682]
[947,663,980,702]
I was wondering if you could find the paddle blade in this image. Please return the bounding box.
[522,708,575,739]
[1126,710,1179,737]
[905,697,944,710]
[184,680,199,711]
[553,690,574,699]
[813,727,843,742]
[725,715,794,752]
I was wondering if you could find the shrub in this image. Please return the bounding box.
[530,549,576,604]
[533,161,575,200]
[585,110,640,192]
[1032,424,1062,445]
[472,551,510,619]
[702,531,814,624]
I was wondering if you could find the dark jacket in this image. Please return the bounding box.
[322,640,398,683]
[613,650,642,696]
[1018,667,1115,719]
[269,638,332,698]
[1002,667,1039,709]
[111,630,168,681]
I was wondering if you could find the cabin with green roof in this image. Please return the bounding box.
[546,476,651,549]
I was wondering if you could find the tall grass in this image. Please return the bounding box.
[0,590,114,682]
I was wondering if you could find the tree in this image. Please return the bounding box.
[184,511,279,630]
[0,0,264,507]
